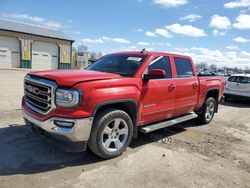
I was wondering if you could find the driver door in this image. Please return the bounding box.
[140,56,176,125]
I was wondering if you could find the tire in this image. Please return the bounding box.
[224,95,230,101]
[198,97,216,124]
[88,108,133,159]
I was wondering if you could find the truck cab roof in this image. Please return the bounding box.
[111,51,191,59]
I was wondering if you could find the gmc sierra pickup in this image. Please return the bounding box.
[22,51,225,159]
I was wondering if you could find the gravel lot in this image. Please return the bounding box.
[0,69,249,188]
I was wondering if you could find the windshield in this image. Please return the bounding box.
[87,54,148,77]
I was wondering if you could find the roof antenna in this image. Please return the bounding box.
[141,48,146,53]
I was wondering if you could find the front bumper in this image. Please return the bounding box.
[23,109,93,152]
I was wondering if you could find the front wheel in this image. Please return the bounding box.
[198,97,216,124]
[88,109,133,159]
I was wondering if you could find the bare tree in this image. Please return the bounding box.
[209,64,217,71]
[97,52,103,59]
[245,66,250,74]
[77,44,88,52]
[89,51,97,60]
[89,51,103,60]
[196,62,208,70]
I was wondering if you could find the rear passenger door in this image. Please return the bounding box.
[227,76,240,91]
[173,57,199,116]
[140,56,176,124]
[239,76,250,92]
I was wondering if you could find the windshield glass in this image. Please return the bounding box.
[87,54,148,77]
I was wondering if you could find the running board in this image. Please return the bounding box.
[140,112,198,133]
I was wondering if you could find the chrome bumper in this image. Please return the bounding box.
[22,110,93,143]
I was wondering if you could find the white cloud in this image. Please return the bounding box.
[145,31,156,37]
[226,45,239,50]
[180,14,202,22]
[224,0,250,8]
[75,31,81,35]
[233,37,250,43]
[233,14,250,29]
[118,45,137,51]
[112,38,130,43]
[146,47,154,51]
[213,29,226,36]
[145,29,172,38]
[81,36,130,44]
[187,47,250,68]
[152,0,188,8]
[155,28,172,38]
[135,28,143,32]
[240,50,250,57]
[129,45,137,49]
[5,13,45,22]
[101,36,110,41]
[209,15,231,29]
[166,23,206,37]
[81,38,106,44]
[1,13,63,29]
[158,42,171,46]
[137,41,150,45]
[43,21,62,29]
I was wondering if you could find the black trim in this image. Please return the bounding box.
[93,99,137,116]
[92,99,138,138]
[205,88,220,112]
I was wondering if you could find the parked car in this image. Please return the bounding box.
[198,69,217,76]
[224,74,250,100]
[22,51,225,159]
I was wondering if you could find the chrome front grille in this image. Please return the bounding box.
[24,75,56,115]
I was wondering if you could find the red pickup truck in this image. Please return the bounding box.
[22,51,225,159]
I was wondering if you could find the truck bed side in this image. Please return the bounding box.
[195,76,225,111]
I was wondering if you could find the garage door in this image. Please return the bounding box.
[0,36,20,68]
[32,41,58,70]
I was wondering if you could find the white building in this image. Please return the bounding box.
[0,19,74,70]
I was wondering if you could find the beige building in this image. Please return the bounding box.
[0,19,74,70]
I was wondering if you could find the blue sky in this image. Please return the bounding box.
[1,0,250,68]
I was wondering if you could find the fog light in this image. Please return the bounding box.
[54,120,74,128]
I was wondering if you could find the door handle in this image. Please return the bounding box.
[169,84,176,91]
[193,82,198,88]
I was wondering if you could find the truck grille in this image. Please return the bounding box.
[24,76,55,114]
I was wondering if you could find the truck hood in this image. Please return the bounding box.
[30,70,122,86]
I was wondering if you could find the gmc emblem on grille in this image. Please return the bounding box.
[26,84,40,95]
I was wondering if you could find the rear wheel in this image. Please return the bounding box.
[198,97,216,124]
[88,109,133,159]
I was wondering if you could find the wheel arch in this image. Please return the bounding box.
[92,99,138,138]
[205,88,219,112]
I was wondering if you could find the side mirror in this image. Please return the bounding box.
[143,69,166,81]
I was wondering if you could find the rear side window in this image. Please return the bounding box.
[241,77,250,84]
[228,76,250,83]
[228,76,237,82]
[174,57,194,78]
[148,56,172,78]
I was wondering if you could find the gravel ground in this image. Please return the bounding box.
[0,69,249,188]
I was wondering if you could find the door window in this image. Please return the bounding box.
[240,76,250,84]
[228,76,237,82]
[174,57,194,78]
[228,76,250,83]
[148,56,172,78]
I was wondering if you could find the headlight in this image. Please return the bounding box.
[55,89,81,108]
